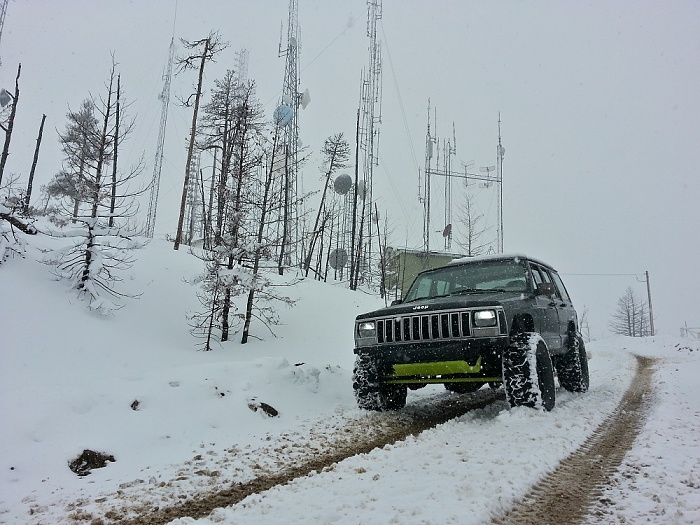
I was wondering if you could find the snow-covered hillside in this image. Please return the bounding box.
[1,233,699,524]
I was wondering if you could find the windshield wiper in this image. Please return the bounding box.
[449,288,489,295]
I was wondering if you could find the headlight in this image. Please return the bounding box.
[473,310,497,327]
[357,321,376,338]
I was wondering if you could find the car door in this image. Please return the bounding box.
[528,263,562,350]
[550,270,577,347]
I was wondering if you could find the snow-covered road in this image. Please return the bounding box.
[2,239,699,524]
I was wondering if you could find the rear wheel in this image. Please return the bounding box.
[502,333,556,411]
[353,354,407,411]
[555,334,590,393]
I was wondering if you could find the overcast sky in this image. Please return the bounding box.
[2,0,699,336]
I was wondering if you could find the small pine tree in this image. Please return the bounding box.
[45,60,146,313]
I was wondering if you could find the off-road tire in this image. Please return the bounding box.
[555,334,590,393]
[502,332,556,411]
[444,382,484,394]
[352,354,407,411]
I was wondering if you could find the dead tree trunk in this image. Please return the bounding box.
[24,113,46,215]
[241,151,276,344]
[109,75,120,227]
[0,63,21,187]
[349,109,360,290]
[91,66,115,219]
[175,37,211,250]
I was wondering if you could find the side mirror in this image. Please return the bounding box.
[536,282,556,297]
[391,299,403,306]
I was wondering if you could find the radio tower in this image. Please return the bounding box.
[144,37,175,238]
[277,0,305,270]
[355,0,382,283]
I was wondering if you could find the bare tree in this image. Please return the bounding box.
[0,63,20,187]
[23,114,46,215]
[374,204,397,302]
[304,133,350,277]
[174,31,229,250]
[189,78,274,346]
[1,176,37,264]
[240,127,295,344]
[455,189,490,257]
[579,305,592,342]
[609,287,651,337]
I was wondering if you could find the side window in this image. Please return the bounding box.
[539,267,562,299]
[540,268,553,283]
[530,264,544,286]
[551,272,571,302]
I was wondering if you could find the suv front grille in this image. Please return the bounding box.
[377,310,473,343]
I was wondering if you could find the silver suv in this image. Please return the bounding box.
[352,254,589,411]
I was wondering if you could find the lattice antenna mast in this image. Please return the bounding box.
[496,113,505,253]
[277,0,303,268]
[0,0,7,66]
[235,48,249,86]
[421,99,433,253]
[358,0,383,280]
[145,36,175,238]
[442,121,456,250]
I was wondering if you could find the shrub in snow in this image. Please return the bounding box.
[68,449,116,477]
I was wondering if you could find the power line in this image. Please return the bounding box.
[562,273,641,277]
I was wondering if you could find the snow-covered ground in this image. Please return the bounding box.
[1,234,699,524]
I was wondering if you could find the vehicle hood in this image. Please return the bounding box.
[355,292,531,321]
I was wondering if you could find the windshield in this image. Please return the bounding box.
[403,259,529,302]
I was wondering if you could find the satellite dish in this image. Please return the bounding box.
[273,104,294,127]
[0,89,11,108]
[289,36,297,49]
[282,94,293,106]
[334,174,352,195]
[300,89,311,109]
[498,145,506,158]
[329,248,348,270]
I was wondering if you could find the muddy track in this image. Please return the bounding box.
[113,388,505,525]
[491,354,657,525]
[85,356,654,525]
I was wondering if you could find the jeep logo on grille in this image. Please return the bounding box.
[412,305,429,310]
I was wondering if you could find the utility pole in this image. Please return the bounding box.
[496,113,505,253]
[645,270,655,336]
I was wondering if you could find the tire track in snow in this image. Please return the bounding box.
[491,355,656,525]
[112,388,505,525]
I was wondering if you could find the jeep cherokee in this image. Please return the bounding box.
[352,254,589,411]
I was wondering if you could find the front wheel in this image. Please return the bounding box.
[352,354,407,411]
[502,333,556,411]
